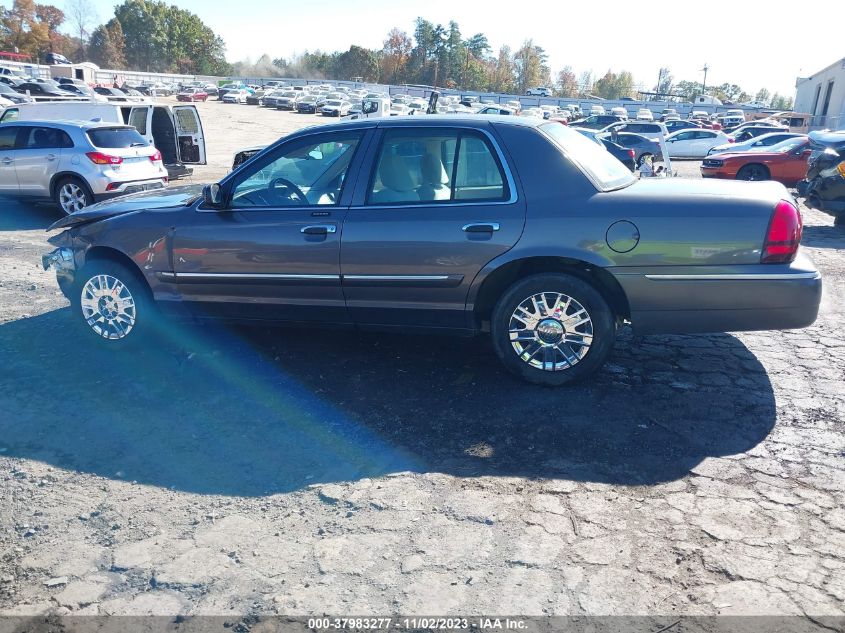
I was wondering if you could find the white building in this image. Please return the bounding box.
[795,57,845,131]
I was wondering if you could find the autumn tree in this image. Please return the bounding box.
[513,39,550,93]
[555,66,577,97]
[381,27,412,84]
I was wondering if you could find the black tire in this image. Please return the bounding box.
[637,153,653,168]
[54,176,94,215]
[490,273,617,386]
[736,164,770,181]
[71,260,156,348]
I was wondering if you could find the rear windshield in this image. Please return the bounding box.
[540,123,635,191]
[87,127,148,149]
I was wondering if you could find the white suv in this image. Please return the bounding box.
[526,86,551,96]
[0,120,168,214]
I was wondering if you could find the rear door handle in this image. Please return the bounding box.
[46,154,57,161]
[2,157,12,165]
[462,222,500,233]
[301,224,337,235]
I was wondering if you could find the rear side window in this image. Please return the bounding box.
[0,126,17,148]
[541,122,635,191]
[175,109,198,134]
[86,127,148,148]
[22,126,73,149]
[367,129,509,205]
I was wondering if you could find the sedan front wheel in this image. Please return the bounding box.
[491,273,616,386]
[72,261,155,347]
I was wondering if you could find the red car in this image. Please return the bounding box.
[700,137,811,185]
[176,88,208,102]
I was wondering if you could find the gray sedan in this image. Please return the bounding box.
[43,116,821,386]
[597,131,664,166]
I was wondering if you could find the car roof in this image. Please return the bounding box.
[1,118,135,131]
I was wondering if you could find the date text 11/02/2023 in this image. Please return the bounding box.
[307,618,529,630]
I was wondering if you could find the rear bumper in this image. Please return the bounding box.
[611,252,822,335]
[93,179,167,200]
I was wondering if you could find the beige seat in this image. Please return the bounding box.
[417,153,451,201]
[371,153,419,203]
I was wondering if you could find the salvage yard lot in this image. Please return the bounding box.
[0,100,844,618]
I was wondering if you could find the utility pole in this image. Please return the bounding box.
[656,68,663,99]
[701,63,709,97]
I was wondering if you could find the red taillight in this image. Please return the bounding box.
[86,151,122,165]
[762,200,802,263]
[628,149,635,159]
[728,138,735,143]
[149,150,162,162]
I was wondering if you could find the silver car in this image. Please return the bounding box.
[0,120,168,214]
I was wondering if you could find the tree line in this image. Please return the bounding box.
[0,4,794,108]
[0,0,230,75]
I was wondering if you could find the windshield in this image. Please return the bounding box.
[541,122,635,191]
[771,137,807,153]
[326,100,342,106]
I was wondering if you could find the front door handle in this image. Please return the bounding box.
[301,224,337,235]
[462,222,500,233]
[46,154,57,161]
[2,157,12,165]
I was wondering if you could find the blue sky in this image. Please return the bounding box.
[67,0,839,98]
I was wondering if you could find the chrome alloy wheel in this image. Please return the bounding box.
[80,274,137,340]
[59,182,88,213]
[508,292,593,371]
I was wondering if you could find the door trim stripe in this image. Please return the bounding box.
[169,272,340,280]
[645,272,820,281]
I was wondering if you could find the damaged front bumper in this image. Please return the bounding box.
[42,247,77,298]
[41,247,74,272]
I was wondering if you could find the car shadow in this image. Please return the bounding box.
[0,196,62,231]
[801,224,845,249]
[0,309,776,496]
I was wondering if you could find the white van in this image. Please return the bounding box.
[0,101,205,179]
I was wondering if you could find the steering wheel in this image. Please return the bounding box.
[268,177,307,205]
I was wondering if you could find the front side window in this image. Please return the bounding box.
[231,133,361,208]
[367,129,509,205]
[0,126,17,149]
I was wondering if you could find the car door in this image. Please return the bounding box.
[340,125,526,329]
[171,105,206,164]
[0,125,19,192]
[12,125,70,196]
[171,129,368,323]
[667,130,696,157]
[694,131,721,157]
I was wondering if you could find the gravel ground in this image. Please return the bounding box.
[0,102,843,619]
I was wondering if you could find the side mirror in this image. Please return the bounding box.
[203,183,223,208]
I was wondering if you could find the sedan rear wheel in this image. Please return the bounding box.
[736,164,770,181]
[491,273,616,386]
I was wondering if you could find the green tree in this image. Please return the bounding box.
[88,17,125,68]
[755,87,771,103]
[674,80,700,101]
[490,45,515,93]
[113,0,229,74]
[336,45,378,82]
